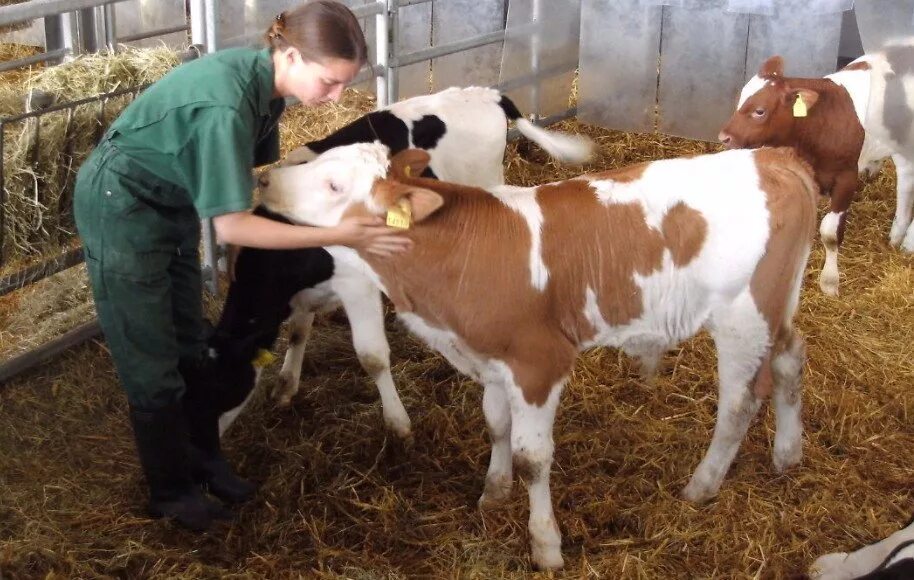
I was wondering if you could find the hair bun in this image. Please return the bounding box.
[268,11,286,39]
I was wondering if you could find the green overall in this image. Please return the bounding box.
[73,47,284,410]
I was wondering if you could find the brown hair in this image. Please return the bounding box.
[265,0,368,65]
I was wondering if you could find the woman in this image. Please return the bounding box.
[73,0,408,532]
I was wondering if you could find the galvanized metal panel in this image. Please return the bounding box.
[395,1,432,99]
[498,0,580,119]
[578,0,661,133]
[112,0,185,48]
[742,0,844,81]
[854,0,914,52]
[657,0,749,141]
[431,0,504,93]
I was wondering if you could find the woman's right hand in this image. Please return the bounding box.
[332,215,413,257]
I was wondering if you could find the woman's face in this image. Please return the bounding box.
[274,47,361,106]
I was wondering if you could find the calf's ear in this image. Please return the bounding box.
[783,87,820,113]
[759,55,784,77]
[371,179,444,223]
[390,149,431,179]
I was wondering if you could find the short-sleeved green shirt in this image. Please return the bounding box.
[107,47,285,219]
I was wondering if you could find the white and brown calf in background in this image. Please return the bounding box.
[259,142,818,569]
[719,38,914,296]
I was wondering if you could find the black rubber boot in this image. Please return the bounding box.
[179,357,258,505]
[129,402,232,531]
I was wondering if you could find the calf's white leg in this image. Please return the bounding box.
[478,380,513,507]
[276,303,315,407]
[504,371,565,570]
[683,295,767,503]
[334,274,412,441]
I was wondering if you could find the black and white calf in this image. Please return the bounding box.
[216,86,593,438]
[810,516,914,580]
[281,86,593,184]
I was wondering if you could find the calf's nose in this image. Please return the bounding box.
[718,131,732,146]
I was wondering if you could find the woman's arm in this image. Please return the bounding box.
[212,211,411,256]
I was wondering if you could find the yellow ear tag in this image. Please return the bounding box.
[251,348,276,369]
[793,94,808,118]
[386,199,412,229]
[404,165,412,177]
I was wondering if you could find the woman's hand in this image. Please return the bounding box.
[330,215,412,257]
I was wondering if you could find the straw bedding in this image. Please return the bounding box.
[0,87,912,579]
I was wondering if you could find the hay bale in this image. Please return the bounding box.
[0,46,180,271]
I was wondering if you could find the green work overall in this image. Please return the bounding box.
[73,47,284,410]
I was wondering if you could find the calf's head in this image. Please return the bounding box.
[259,143,444,230]
[719,56,820,149]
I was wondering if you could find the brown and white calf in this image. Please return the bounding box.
[719,39,914,296]
[259,143,818,569]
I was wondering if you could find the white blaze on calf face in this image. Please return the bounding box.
[737,74,770,109]
[260,143,391,227]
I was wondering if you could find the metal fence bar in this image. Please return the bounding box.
[394,29,505,68]
[1,84,152,125]
[118,23,190,44]
[0,0,132,28]
[493,60,578,94]
[0,49,70,74]
[0,320,101,385]
[0,248,85,297]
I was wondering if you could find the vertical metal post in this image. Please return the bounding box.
[375,0,390,108]
[530,0,541,122]
[102,4,117,51]
[189,0,206,46]
[76,7,99,53]
[44,13,74,64]
[204,0,218,51]
[387,0,399,105]
[198,0,219,294]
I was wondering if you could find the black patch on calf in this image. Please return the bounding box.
[307,110,410,155]
[209,205,335,399]
[411,114,447,150]
[498,94,523,121]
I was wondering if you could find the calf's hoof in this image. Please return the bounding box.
[808,552,852,580]
[818,274,839,297]
[531,543,564,571]
[680,478,718,504]
[773,443,802,473]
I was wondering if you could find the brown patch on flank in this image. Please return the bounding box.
[537,179,665,342]
[363,176,573,406]
[585,161,650,184]
[662,202,707,267]
[841,60,871,72]
[749,148,819,398]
